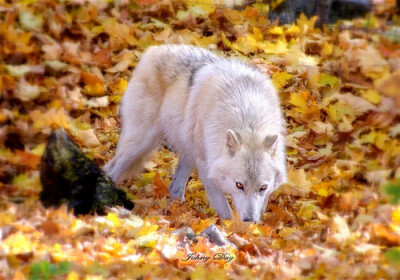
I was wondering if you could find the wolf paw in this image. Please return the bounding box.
[169,180,185,201]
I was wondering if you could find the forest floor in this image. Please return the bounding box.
[1,0,400,279]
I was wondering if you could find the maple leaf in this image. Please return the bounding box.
[152,172,168,199]
[272,71,293,91]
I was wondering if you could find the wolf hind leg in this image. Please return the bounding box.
[104,127,162,183]
[169,156,194,201]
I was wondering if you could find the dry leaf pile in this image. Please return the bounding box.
[1,0,400,279]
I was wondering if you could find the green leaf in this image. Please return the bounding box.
[29,261,71,280]
[29,261,51,280]
[382,179,400,205]
[56,261,71,275]
[385,248,400,264]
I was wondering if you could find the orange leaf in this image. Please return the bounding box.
[152,172,168,199]
[81,71,103,86]
[137,0,158,5]
[15,150,41,169]
[372,224,400,245]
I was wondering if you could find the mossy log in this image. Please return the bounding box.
[39,129,134,215]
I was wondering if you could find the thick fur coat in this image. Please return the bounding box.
[104,45,287,222]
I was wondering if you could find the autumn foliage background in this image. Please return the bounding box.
[1,0,400,279]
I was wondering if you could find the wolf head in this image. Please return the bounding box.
[209,129,287,223]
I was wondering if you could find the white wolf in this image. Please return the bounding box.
[104,45,287,223]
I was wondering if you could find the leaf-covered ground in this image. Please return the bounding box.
[1,0,400,279]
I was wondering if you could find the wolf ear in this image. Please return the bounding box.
[226,129,241,154]
[265,135,278,151]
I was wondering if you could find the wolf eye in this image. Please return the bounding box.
[259,184,268,192]
[236,182,244,190]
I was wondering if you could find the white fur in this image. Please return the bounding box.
[104,45,287,222]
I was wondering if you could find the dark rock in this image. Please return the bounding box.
[269,0,372,26]
[39,129,134,215]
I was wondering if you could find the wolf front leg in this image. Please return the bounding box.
[169,156,194,201]
[197,165,232,219]
[203,179,232,220]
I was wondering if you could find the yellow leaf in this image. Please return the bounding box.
[318,73,339,88]
[69,118,100,147]
[137,224,158,237]
[376,70,400,97]
[137,171,157,187]
[325,102,354,123]
[278,227,296,239]
[232,35,258,55]
[361,89,381,105]
[191,218,217,234]
[66,272,80,280]
[186,0,215,14]
[261,38,288,54]
[0,212,14,227]
[106,213,121,227]
[268,26,284,35]
[272,71,293,91]
[375,131,389,150]
[284,45,319,68]
[209,269,228,280]
[136,233,159,248]
[194,34,219,47]
[288,168,312,192]
[289,92,309,114]
[297,13,317,34]
[285,24,300,35]
[104,19,137,49]
[190,264,206,280]
[311,180,336,197]
[392,208,400,225]
[109,95,122,104]
[360,130,389,150]
[252,26,263,41]
[3,232,32,254]
[223,9,242,25]
[221,32,232,48]
[108,78,127,94]
[83,83,105,97]
[321,42,333,56]
[297,202,315,219]
[30,108,70,131]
